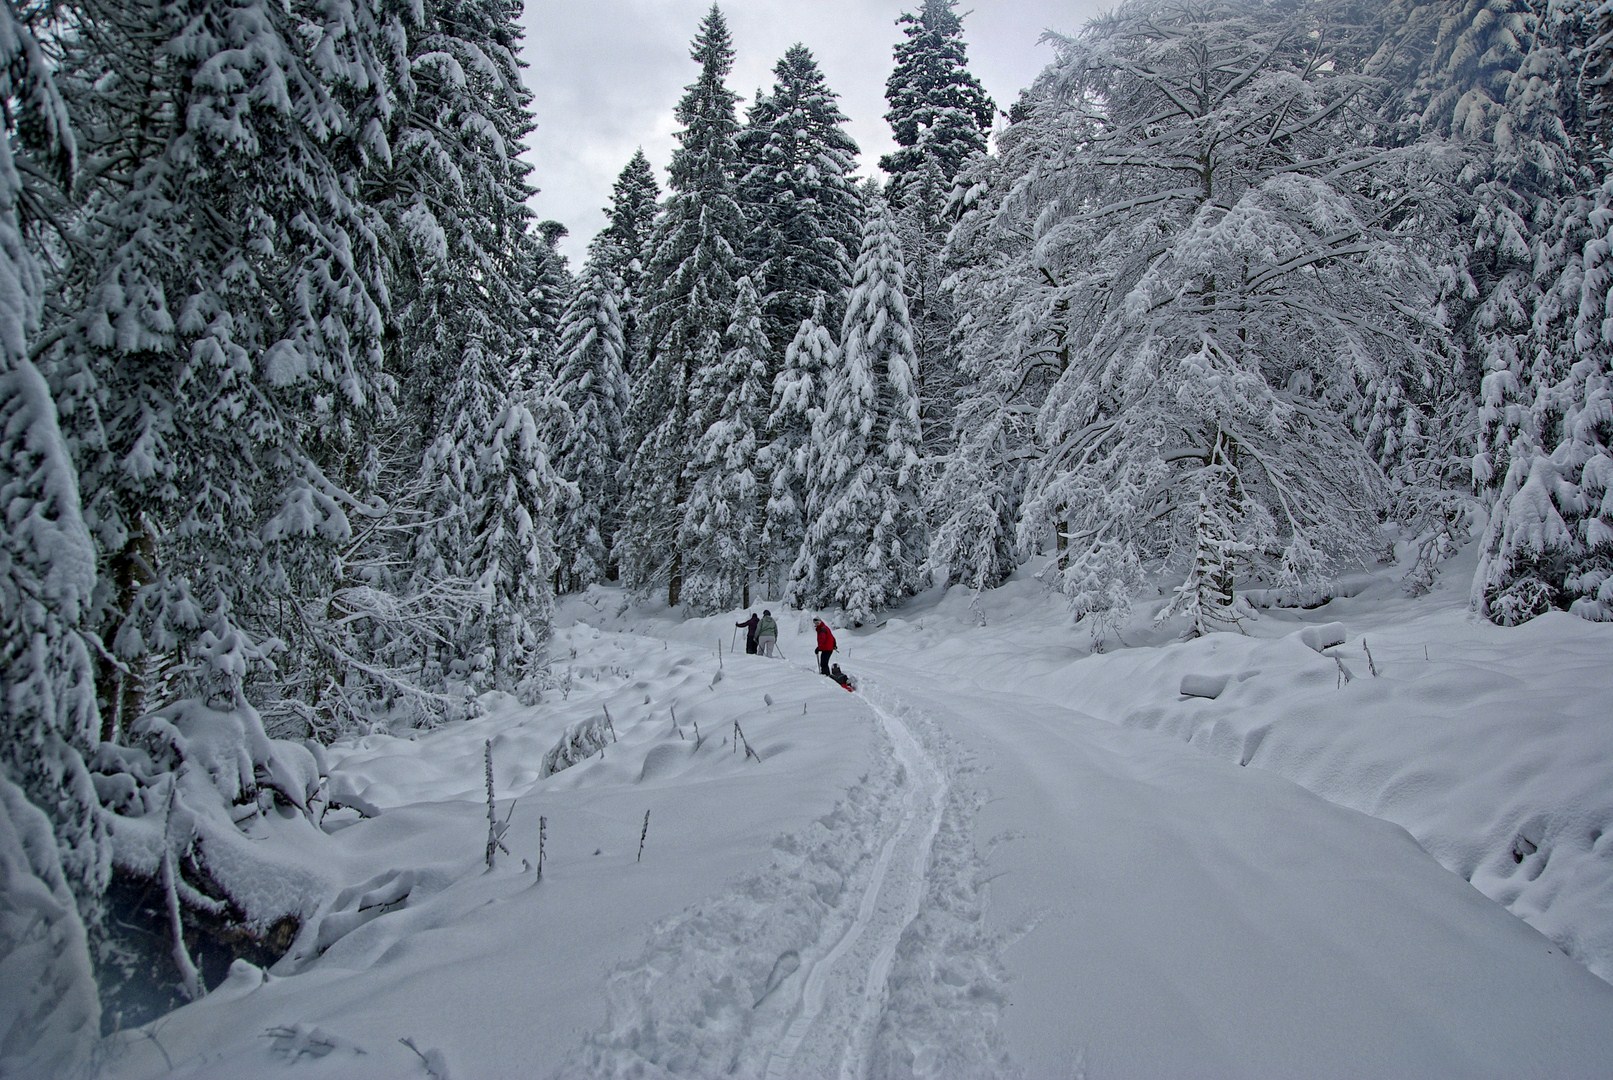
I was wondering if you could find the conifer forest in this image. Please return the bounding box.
[1,0,1611,1069]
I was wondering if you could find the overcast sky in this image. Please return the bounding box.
[518,1,1113,267]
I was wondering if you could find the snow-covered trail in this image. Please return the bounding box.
[560,669,1011,1078]
[759,693,945,1080]
[856,660,1613,1078]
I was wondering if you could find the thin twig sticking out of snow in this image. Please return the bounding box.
[484,741,497,870]
[637,810,650,863]
[1363,637,1379,677]
[400,1036,452,1080]
[733,720,762,763]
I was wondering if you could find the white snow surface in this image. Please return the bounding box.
[100,558,1613,1079]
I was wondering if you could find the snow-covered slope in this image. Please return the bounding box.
[100,566,1613,1078]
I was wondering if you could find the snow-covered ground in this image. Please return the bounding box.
[101,553,1613,1078]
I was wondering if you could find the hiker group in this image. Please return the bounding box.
[735,609,779,656]
[734,611,855,691]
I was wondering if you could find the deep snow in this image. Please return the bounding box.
[99,555,1613,1078]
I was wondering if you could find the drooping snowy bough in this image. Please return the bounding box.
[945,0,1448,635]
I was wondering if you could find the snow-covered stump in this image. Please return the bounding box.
[1299,623,1348,652]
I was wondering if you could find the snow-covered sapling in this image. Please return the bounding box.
[637,810,650,863]
[537,816,547,880]
[603,705,618,742]
[1363,638,1379,677]
[485,741,498,870]
[733,720,762,763]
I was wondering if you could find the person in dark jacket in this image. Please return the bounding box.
[736,612,760,655]
[812,617,836,676]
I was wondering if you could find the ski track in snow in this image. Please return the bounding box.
[557,673,1016,1079]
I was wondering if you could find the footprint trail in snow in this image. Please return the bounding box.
[558,681,1011,1079]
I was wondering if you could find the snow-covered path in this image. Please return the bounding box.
[857,658,1613,1077]
[759,694,945,1079]
[95,596,1613,1080]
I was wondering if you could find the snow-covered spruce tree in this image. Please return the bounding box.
[379,0,539,455]
[791,201,926,623]
[619,4,747,606]
[879,0,995,208]
[599,149,661,372]
[38,0,419,1017]
[1470,3,1613,623]
[277,0,552,730]
[553,241,630,592]
[0,6,106,1066]
[880,0,995,468]
[414,307,566,705]
[679,277,770,611]
[738,44,863,354]
[47,0,397,728]
[997,0,1440,634]
[759,296,835,595]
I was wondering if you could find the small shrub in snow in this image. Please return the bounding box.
[541,716,614,778]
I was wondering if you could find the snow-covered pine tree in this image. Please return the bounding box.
[247,0,551,729]
[619,4,748,606]
[991,0,1438,634]
[879,0,995,471]
[1471,3,1613,622]
[738,44,863,354]
[47,0,397,728]
[33,0,412,1019]
[760,296,835,595]
[413,297,565,706]
[679,277,770,611]
[553,241,631,592]
[0,7,106,1066]
[599,149,661,373]
[879,0,995,207]
[791,201,925,623]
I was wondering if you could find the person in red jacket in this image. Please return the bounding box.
[812,618,836,676]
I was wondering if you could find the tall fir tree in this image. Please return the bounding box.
[619,4,748,605]
[600,149,661,373]
[0,5,106,1066]
[47,0,398,733]
[738,44,863,354]
[553,242,631,591]
[879,0,995,480]
[879,0,996,204]
[760,296,835,595]
[791,201,926,623]
[679,277,770,610]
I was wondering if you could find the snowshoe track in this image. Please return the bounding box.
[556,679,1014,1079]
